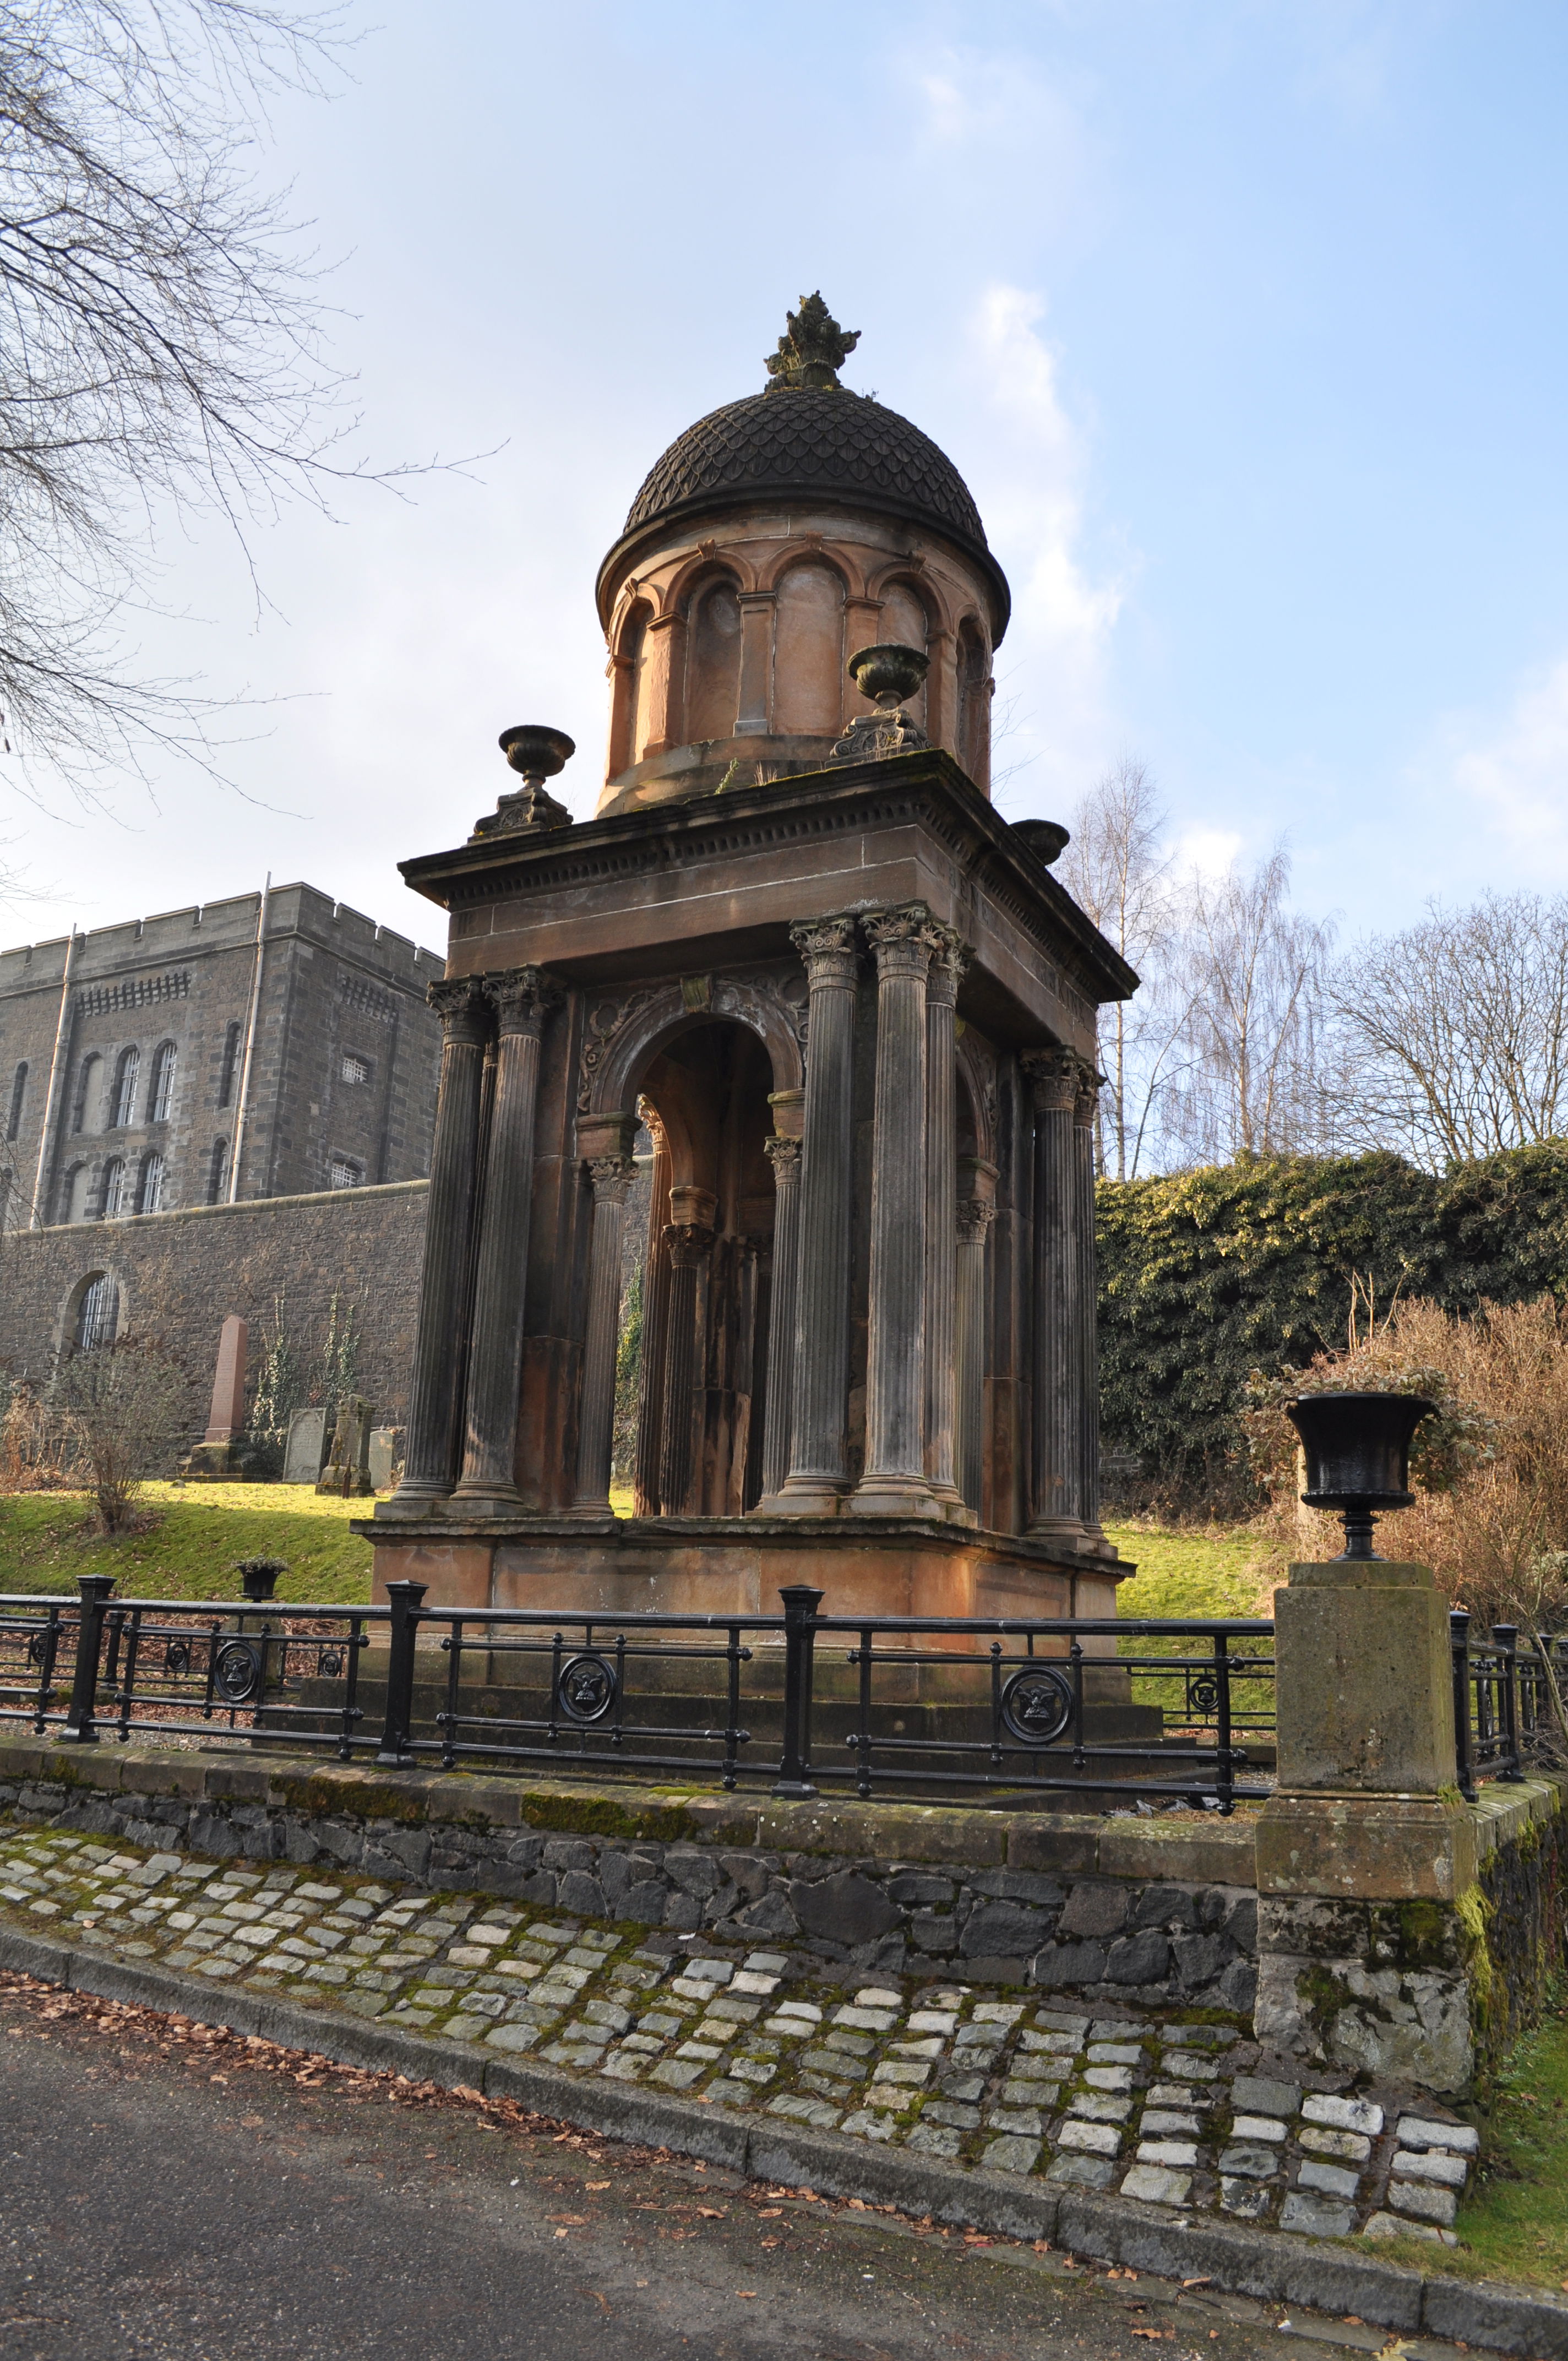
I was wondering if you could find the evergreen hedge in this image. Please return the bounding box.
[1096,1143,1568,1493]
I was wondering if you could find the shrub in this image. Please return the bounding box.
[51,1339,192,1536]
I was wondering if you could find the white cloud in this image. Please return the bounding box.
[962,285,1124,814]
[1169,825,1245,882]
[1447,655,1568,880]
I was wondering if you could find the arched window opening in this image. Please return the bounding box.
[614,601,654,773]
[619,1020,778,1523]
[206,1138,229,1204]
[217,1020,242,1108]
[329,1153,363,1190]
[684,577,743,744]
[70,1052,101,1135]
[101,1156,127,1218]
[110,1047,140,1129]
[6,1061,25,1140]
[773,562,845,737]
[149,1040,177,1123]
[73,1271,119,1351]
[957,619,990,788]
[875,581,931,729]
[138,1151,165,1215]
[62,1163,91,1224]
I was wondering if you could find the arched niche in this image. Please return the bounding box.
[610,599,655,776]
[957,616,991,789]
[772,559,845,737]
[683,572,743,744]
[873,578,932,731]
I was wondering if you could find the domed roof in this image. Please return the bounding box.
[624,389,988,554]
[600,297,1010,637]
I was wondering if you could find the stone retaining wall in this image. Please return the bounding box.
[0,1736,1256,2012]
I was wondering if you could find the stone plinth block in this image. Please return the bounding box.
[1272,1559,1456,1797]
[1255,1794,1477,1902]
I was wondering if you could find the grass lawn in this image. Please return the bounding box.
[0,1484,374,1604]
[1104,1520,1273,1620]
[1362,2003,1568,2292]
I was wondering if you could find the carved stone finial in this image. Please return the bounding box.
[830,642,930,765]
[471,724,576,841]
[764,292,861,393]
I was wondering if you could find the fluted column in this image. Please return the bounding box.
[924,927,967,1519]
[658,1190,716,1516]
[1023,1046,1081,1538]
[633,1106,672,1516]
[381,977,489,1517]
[852,904,940,1519]
[1075,1062,1104,1539]
[450,967,558,1514]
[775,915,859,1514]
[570,1151,636,1516]
[760,1132,802,1500]
[956,1160,998,1519]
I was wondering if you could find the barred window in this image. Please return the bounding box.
[110,1046,139,1128]
[138,1151,165,1214]
[101,1156,127,1218]
[329,1155,362,1190]
[74,1272,119,1351]
[341,1050,371,1086]
[150,1040,177,1122]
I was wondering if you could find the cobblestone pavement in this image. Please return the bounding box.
[0,1974,1479,2361]
[0,1816,1477,2250]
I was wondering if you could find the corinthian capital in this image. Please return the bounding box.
[1074,1063,1104,1128]
[764,1134,802,1179]
[788,912,859,986]
[426,975,489,1045]
[485,965,561,1034]
[1020,1045,1081,1113]
[585,1155,635,1205]
[861,901,943,977]
[925,923,970,1004]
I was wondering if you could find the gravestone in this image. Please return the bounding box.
[283,1406,329,1485]
[317,1394,375,1497]
[368,1426,404,1492]
[182,1314,249,1478]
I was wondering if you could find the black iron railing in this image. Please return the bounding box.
[1450,1611,1567,1799]
[2,1575,1555,1808]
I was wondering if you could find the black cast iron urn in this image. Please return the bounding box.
[1284,1390,1435,1559]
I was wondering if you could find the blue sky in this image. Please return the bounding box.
[6,0,1568,960]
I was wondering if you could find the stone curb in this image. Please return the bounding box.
[4,1925,1566,2358]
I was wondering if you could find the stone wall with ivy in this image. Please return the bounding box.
[1097,1144,1568,1497]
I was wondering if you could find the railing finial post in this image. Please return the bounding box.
[376,1580,427,1766]
[63,1574,116,1744]
[774,1584,823,1798]
[1450,1609,1476,1802]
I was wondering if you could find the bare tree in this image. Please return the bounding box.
[0,0,417,784]
[1331,893,1568,1168]
[1161,845,1338,1165]
[1059,756,1182,1178]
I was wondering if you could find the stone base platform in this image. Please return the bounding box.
[357,1512,1128,1628]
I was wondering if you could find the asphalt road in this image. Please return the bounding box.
[0,1976,1436,2361]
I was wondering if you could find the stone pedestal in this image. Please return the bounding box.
[1255,1556,1479,2093]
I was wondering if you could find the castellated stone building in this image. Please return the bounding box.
[0,885,442,1418]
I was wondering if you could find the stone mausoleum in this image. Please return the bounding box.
[370,298,1137,1629]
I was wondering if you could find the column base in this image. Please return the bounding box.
[847,1476,941,1519]
[761,1477,849,1517]
[562,1497,619,1523]
[373,1483,451,1520]
[929,1482,974,1526]
[445,1481,526,1519]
